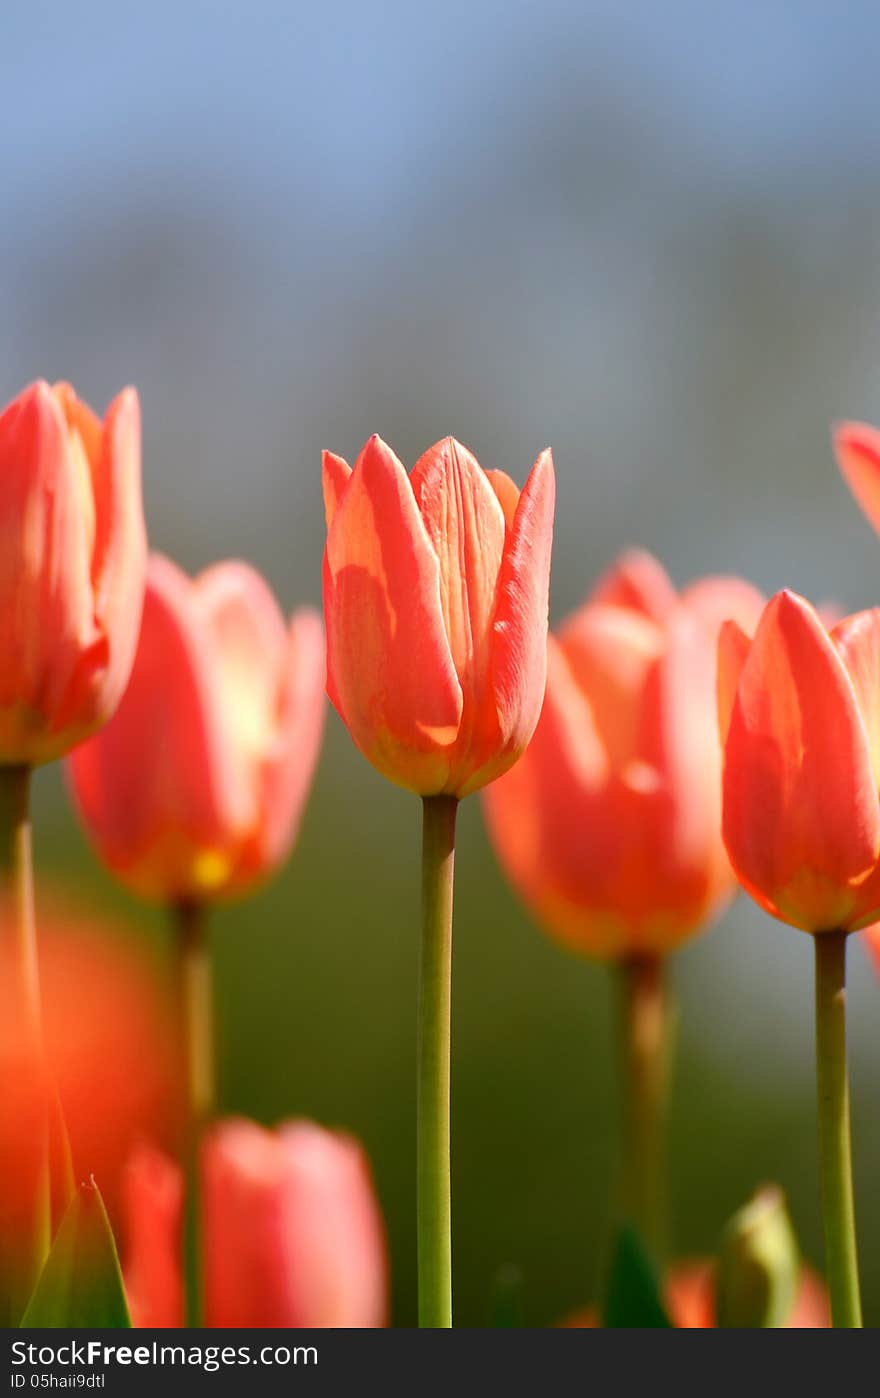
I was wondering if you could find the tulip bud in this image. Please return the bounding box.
[121,1119,388,1328]
[322,435,555,797]
[0,380,147,764]
[715,1186,800,1328]
[68,554,325,902]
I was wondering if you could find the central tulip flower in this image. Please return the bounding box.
[0,380,146,766]
[122,1120,388,1328]
[68,553,325,903]
[322,434,555,797]
[322,432,555,1327]
[483,549,765,959]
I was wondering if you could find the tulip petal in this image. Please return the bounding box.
[324,435,462,792]
[195,561,288,764]
[680,575,765,637]
[558,602,664,771]
[57,387,147,735]
[322,450,353,529]
[469,448,555,795]
[250,608,326,876]
[832,609,880,791]
[723,591,880,931]
[410,437,507,701]
[717,618,751,743]
[485,468,520,529]
[834,421,880,536]
[589,548,677,621]
[121,1146,184,1328]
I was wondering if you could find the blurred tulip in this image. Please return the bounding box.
[322,434,555,797]
[721,590,880,933]
[0,380,146,764]
[68,553,325,902]
[834,420,880,536]
[122,1120,388,1328]
[0,907,177,1265]
[483,550,764,958]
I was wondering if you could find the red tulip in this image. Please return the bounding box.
[482,550,764,958]
[0,907,177,1280]
[68,554,325,901]
[0,380,146,764]
[721,590,880,933]
[121,1120,388,1328]
[322,435,555,796]
[834,420,880,536]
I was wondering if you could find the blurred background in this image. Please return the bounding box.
[4,0,880,1325]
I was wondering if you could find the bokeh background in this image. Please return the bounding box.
[5,0,880,1325]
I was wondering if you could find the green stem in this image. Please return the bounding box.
[616,953,674,1265]
[0,764,49,1321]
[418,794,457,1328]
[173,899,214,1328]
[814,931,862,1327]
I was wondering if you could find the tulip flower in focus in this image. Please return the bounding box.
[323,432,554,1326]
[322,434,555,797]
[0,380,146,765]
[68,553,325,903]
[483,549,765,959]
[720,588,869,1327]
[122,1120,387,1328]
[720,591,880,934]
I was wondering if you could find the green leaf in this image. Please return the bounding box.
[21,1178,131,1328]
[603,1225,672,1328]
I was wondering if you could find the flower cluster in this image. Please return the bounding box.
[1,377,878,1329]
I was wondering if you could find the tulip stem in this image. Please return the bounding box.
[617,953,673,1264]
[814,931,862,1327]
[0,764,49,1321]
[173,899,215,1328]
[418,794,457,1328]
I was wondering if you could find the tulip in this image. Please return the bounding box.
[720,589,869,1326]
[68,553,325,905]
[323,435,554,798]
[323,433,555,1327]
[69,553,325,1321]
[483,549,764,1262]
[0,378,146,1319]
[0,380,146,767]
[483,549,764,959]
[121,1120,388,1328]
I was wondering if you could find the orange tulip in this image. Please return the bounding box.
[721,590,880,933]
[122,1120,388,1328]
[0,380,146,764]
[322,434,555,797]
[482,550,764,958]
[68,553,325,902]
[834,420,880,536]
